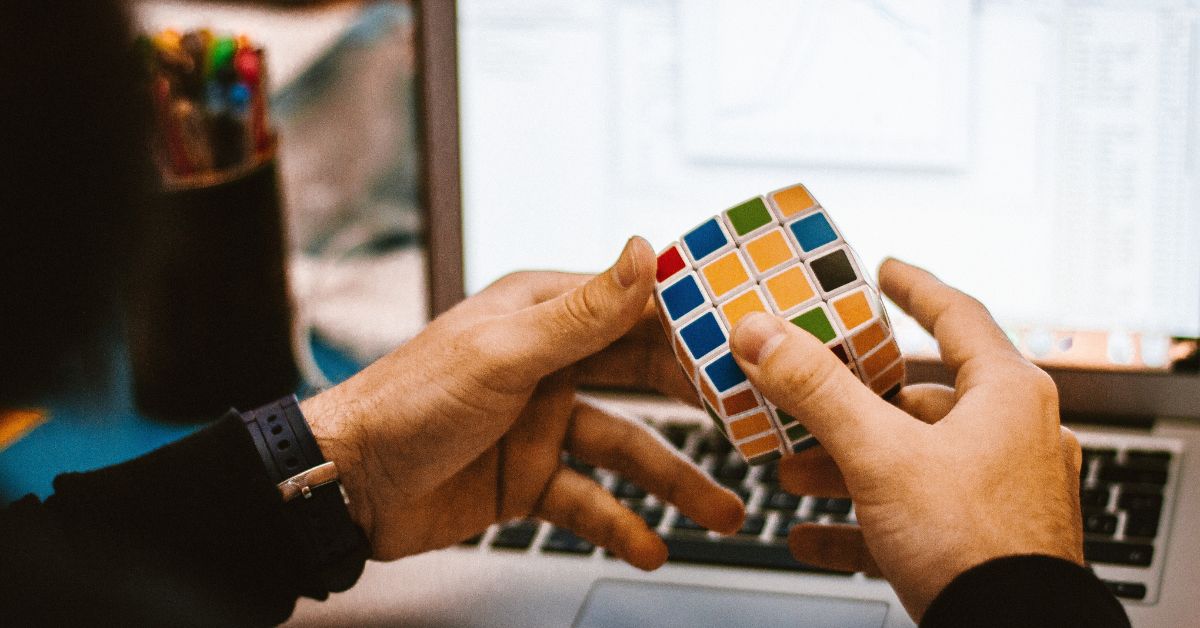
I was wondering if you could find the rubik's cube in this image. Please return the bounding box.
[654,183,904,465]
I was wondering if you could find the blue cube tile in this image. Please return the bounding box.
[704,352,747,392]
[679,311,726,361]
[661,275,706,321]
[789,211,838,253]
[682,218,729,262]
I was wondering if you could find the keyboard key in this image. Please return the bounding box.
[1126,450,1171,464]
[1117,489,1163,513]
[715,455,748,481]
[673,515,708,532]
[1083,512,1117,536]
[813,498,852,516]
[698,435,733,459]
[1104,580,1147,600]
[1098,465,1167,486]
[739,514,766,536]
[720,482,751,503]
[493,521,539,550]
[1084,541,1154,567]
[663,537,844,574]
[1080,487,1110,509]
[639,505,664,528]
[1122,453,1170,471]
[761,462,781,485]
[564,456,596,479]
[1124,511,1161,538]
[543,528,594,554]
[1083,448,1117,463]
[764,489,801,511]
[614,479,647,500]
[774,516,805,539]
[663,425,691,450]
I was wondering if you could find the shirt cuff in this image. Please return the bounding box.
[921,554,1131,628]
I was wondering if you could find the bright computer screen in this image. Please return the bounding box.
[457,0,1200,370]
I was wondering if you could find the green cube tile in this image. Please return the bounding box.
[726,197,772,236]
[791,438,819,453]
[790,307,837,343]
[785,423,809,440]
[776,407,798,425]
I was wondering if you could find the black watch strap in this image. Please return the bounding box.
[241,395,370,592]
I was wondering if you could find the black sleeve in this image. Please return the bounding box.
[0,411,361,627]
[921,554,1130,628]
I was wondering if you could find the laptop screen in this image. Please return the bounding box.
[455,0,1200,373]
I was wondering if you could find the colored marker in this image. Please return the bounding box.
[207,36,237,80]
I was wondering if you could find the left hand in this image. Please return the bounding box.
[301,237,745,569]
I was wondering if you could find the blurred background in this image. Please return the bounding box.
[2,0,1198,499]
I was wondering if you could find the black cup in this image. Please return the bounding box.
[127,149,298,421]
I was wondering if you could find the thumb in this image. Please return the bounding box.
[729,312,907,459]
[487,236,656,384]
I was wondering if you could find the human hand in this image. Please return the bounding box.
[728,259,1083,620]
[301,237,744,569]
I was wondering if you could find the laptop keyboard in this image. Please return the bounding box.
[464,421,1183,604]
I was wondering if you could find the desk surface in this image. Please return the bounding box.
[0,333,362,500]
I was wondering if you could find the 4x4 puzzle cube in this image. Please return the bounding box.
[654,183,904,465]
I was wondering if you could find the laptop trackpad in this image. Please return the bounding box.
[574,579,889,628]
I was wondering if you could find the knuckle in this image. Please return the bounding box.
[458,321,517,386]
[491,270,534,292]
[460,320,499,359]
[1027,367,1060,403]
[560,284,604,330]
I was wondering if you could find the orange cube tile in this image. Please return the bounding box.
[743,228,795,275]
[861,339,901,380]
[721,388,760,416]
[850,320,889,357]
[831,288,875,334]
[738,433,780,458]
[729,411,772,440]
[770,184,818,219]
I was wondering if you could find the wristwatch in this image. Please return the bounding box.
[240,395,370,592]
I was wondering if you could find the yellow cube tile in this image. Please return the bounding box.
[701,251,751,300]
[743,228,795,275]
[762,266,816,313]
[719,288,768,329]
[770,184,818,219]
[831,287,875,333]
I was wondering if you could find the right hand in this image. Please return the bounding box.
[728,258,1084,621]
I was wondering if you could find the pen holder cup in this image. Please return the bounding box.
[128,152,299,422]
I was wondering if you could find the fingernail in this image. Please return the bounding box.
[733,312,786,366]
[614,237,642,288]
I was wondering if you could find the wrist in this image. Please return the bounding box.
[301,390,376,548]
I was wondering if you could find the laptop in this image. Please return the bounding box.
[290,1,1200,625]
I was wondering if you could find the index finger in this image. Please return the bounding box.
[878,258,1027,390]
[565,398,745,535]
